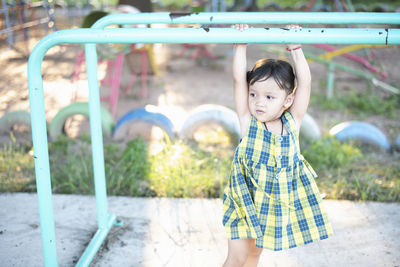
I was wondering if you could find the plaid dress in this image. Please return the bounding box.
[222,110,333,250]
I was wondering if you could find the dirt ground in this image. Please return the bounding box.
[0,20,399,145]
[1,193,400,266]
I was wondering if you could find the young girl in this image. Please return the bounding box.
[222,24,333,267]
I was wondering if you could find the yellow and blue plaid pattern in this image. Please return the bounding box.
[222,111,333,250]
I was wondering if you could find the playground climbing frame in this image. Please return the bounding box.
[28,12,400,267]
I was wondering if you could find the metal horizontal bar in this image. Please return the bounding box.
[93,12,400,28]
[31,28,399,54]
[7,18,50,32]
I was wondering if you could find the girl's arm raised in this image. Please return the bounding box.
[233,24,251,137]
[233,44,251,137]
[287,26,312,127]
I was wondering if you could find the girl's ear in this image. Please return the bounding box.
[283,93,295,109]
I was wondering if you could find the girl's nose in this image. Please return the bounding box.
[255,97,264,106]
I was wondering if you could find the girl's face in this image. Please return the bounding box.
[248,78,294,123]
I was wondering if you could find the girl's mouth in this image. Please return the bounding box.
[256,110,265,114]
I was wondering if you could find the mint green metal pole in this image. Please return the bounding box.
[35,27,398,45]
[28,13,400,267]
[84,43,109,230]
[76,214,117,267]
[28,36,58,267]
[92,12,400,28]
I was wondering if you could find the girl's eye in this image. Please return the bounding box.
[266,95,273,100]
[250,93,256,97]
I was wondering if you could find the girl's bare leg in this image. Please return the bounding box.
[243,239,263,267]
[223,239,251,267]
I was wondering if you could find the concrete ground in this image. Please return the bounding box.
[0,193,399,267]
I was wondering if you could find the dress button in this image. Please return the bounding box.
[277,136,283,142]
[275,173,280,179]
[277,155,282,160]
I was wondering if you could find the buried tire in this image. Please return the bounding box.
[179,104,241,142]
[180,105,321,143]
[112,105,175,141]
[49,102,114,140]
[300,113,321,141]
[0,110,31,133]
[329,121,390,151]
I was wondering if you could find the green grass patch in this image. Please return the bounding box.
[48,135,152,196]
[0,142,35,192]
[1,133,399,202]
[311,89,400,119]
[315,153,400,202]
[302,136,362,169]
[302,136,400,202]
[148,138,232,198]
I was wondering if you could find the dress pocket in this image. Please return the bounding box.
[243,160,296,212]
[274,166,294,209]
[299,154,318,178]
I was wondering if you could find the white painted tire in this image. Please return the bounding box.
[180,106,320,142]
[300,113,321,141]
[0,110,31,133]
[179,104,240,140]
[329,121,390,151]
[394,134,400,151]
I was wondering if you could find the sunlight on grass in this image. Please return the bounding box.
[0,141,35,192]
[148,126,233,198]
[193,123,232,146]
[1,127,399,202]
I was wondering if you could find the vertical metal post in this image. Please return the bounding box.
[28,42,58,267]
[44,0,57,31]
[1,0,14,47]
[84,43,109,230]
[327,62,335,98]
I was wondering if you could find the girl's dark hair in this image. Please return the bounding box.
[246,59,296,95]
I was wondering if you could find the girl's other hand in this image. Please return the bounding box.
[233,24,249,45]
[285,24,301,50]
[234,24,249,31]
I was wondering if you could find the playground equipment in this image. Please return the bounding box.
[301,113,321,141]
[304,51,399,97]
[179,104,321,142]
[72,9,158,116]
[0,0,56,49]
[49,102,114,140]
[27,12,400,266]
[266,46,399,98]
[112,105,175,141]
[179,104,240,139]
[329,121,391,151]
[0,110,31,132]
[313,44,388,79]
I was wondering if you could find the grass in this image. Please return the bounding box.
[48,134,152,196]
[302,136,400,202]
[315,152,400,202]
[148,138,232,198]
[0,140,35,192]
[310,87,400,119]
[1,127,399,202]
